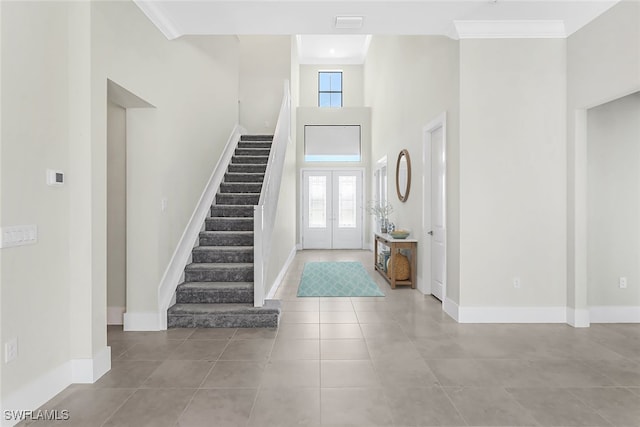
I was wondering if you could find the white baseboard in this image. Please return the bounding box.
[590,306,640,323]
[1,347,113,426]
[123,312,161,331]
[567,307,590,327]
[457,305,567,323]
[71,346,111,383]
[417,275,430,295]
[266,245,297,300]
[107,306,125,325]
[1,362,71,427]
[443,297,459,321]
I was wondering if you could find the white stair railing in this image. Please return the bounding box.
[253,81,291,307]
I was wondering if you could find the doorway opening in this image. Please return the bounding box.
[106,80,154,326]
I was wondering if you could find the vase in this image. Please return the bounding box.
[380,218,388,234]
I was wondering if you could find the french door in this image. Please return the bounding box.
[302,170,363,249]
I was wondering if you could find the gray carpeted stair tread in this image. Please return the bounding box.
[228,164,267,173]
[192,246,254,252]
[232,156,269,164]
[205,217,254,231]
[219,182,263,193]
[224,172,265,182]
[235,148,271,156]
[168,303,278,315]
[240,135,273,141]
[175,282,254,304]
[216,194,260,205]
[185,262,254,270]
[238,142,271,149]
[199,230,253,236]
[210,205,254,217]
[178,281,253,290]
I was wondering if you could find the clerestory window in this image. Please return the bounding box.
[318,71,343,108]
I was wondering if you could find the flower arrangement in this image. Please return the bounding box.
[366,200,394,233]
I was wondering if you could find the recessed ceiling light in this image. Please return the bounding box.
[329,48,336,55]
[335,16,364,30]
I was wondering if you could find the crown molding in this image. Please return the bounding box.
[134,1,182,40]
[454,20,566,39]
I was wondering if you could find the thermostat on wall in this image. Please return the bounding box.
[46,169,64,186]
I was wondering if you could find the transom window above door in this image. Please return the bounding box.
[318,71,342,108]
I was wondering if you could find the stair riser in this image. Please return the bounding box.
[176,288,253,304]
[216,194,260,205]
[227,164,267,174]
[235,148,271,156]
[224,173,264,183]
[199,233,253,246]
[205,218,254,232]
[185,268,253,282]
[241,135,273,142]
[168,313,278,328]
[193,250,254,263]
[219,183,263,194]
[210,206,254,217]
[238,142,271,149]
[232,156,269,165]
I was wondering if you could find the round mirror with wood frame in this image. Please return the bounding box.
[396,149,411,202]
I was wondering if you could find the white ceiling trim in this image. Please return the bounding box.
[134,1,181,40]
[454,20,566,39]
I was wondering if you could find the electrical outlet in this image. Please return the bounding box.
[5,338,18,363]
[513,277,521,288]
[619,277,628,289]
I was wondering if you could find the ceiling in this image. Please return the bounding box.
[134,0,619,62]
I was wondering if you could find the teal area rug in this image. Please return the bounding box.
[297,262,385,297]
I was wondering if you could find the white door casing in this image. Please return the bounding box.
[422,113,447,302]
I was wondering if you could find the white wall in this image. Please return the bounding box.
[566,1,640,319]
[89,2,240,328]
[1,0,241,416]
[299,64,364,107]
[364,36,460,303]
[262,36,299,291]
[296,107,372,245]
[1,0,71,407]
[459,39,566,309]
[107,102,126,321]
[239,36,291,134]
[587,92,640,307]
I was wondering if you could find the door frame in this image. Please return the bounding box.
[422,112,447,302]
[299,167,366,250]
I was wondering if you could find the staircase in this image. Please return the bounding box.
[167,135,280,328]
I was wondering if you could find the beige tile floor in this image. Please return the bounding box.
[22,250,640,426]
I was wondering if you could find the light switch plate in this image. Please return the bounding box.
[5,338,18,363]
[0,225,38,248]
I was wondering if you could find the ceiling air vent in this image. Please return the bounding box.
[335,16,364,30]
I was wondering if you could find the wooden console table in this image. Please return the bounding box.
[374,232,417,289]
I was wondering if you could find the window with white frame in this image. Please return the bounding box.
[318,71,342,108]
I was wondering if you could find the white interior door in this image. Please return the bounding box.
[423,115,447,301]
[302,170,363,249]
[430,126,446,300]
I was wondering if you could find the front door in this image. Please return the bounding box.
[302,170,363,249]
